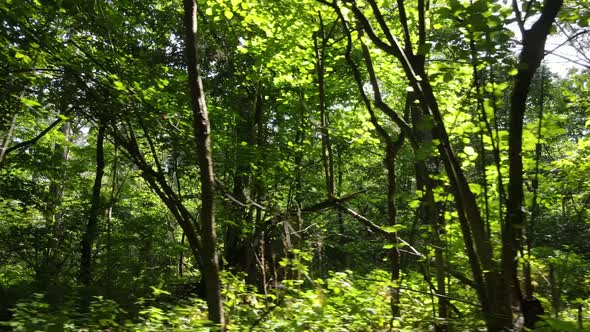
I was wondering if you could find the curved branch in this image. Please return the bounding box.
[1,117,63,161]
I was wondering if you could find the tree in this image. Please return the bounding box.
[321,0,563,329]
[1,0,589,330]
[183,0,224,327]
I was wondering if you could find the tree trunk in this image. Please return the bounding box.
[79,125,106,287]
[549,263,561,317]
[0,111,18,164]
[384,143,403,318]
[409,90,448,331]
[314,13,335,199]
[502,1,562,328]
[183,0,224,327]
[224,90,263,289]
[350,28,406,320]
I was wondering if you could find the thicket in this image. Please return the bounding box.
[1,0,590,331]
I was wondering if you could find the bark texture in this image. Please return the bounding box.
[183,0,225,327]
[80,125,106,287]
[503,1,563,328]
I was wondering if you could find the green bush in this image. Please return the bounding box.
[1,270,488,331]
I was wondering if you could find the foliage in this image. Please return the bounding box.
[3,270,453,331]
[1,0,590,331]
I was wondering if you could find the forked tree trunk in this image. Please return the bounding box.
[342,23,406,319]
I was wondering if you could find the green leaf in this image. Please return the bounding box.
[20,98,41,107]
[508,68,518,76]
[468,183,482,195]
[382,224,406,233]
[443,72,454,82]
[113,81,126,91]
[149,286,171,296]
[464,146,475,156]
[14,52,31,63]
[224,10,234,20]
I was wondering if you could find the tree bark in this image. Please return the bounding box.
[343,21,405,320]
[314,12,336,199]
[410,95,448,332]
[224,90,263,289]
[79,125,106,287]
[502,1,562,327]
[183,0,225,328]
[0,111,18,164]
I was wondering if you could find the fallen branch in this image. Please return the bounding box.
[214,178,268,211]
[299,190,367,214]
[399,286,480,308]
[335,204,424,258]
[260,191,367,234]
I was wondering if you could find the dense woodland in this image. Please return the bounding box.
[1,0,590,331]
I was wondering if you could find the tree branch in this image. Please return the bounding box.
[512,0,526,36]
[1,117,63,161]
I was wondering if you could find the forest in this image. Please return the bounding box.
[1,0,589,331]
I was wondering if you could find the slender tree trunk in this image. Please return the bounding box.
[503,2,562,328]
[79,125,106,287]
[172,155,186,279]
[434,213,448,332]
[526,67,546,299]
[224,90,263,288]
[384,143,402,318]
[314,13,335,199]
[410,91,448,331]
[106,144,118,296]
[0,112,18,164]
[347,27,405,320]
[578,304,583,329]
[179,232,185,278]
[251,92,266,290]
[183,0,224,327]
[549,263,560,317]
[469,38,491,234]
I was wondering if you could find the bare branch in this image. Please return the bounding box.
[334,204,424,258]
[300,190,367,214]
[512,0,526,36]
[395,0,413,53]
[214,179,268,211]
